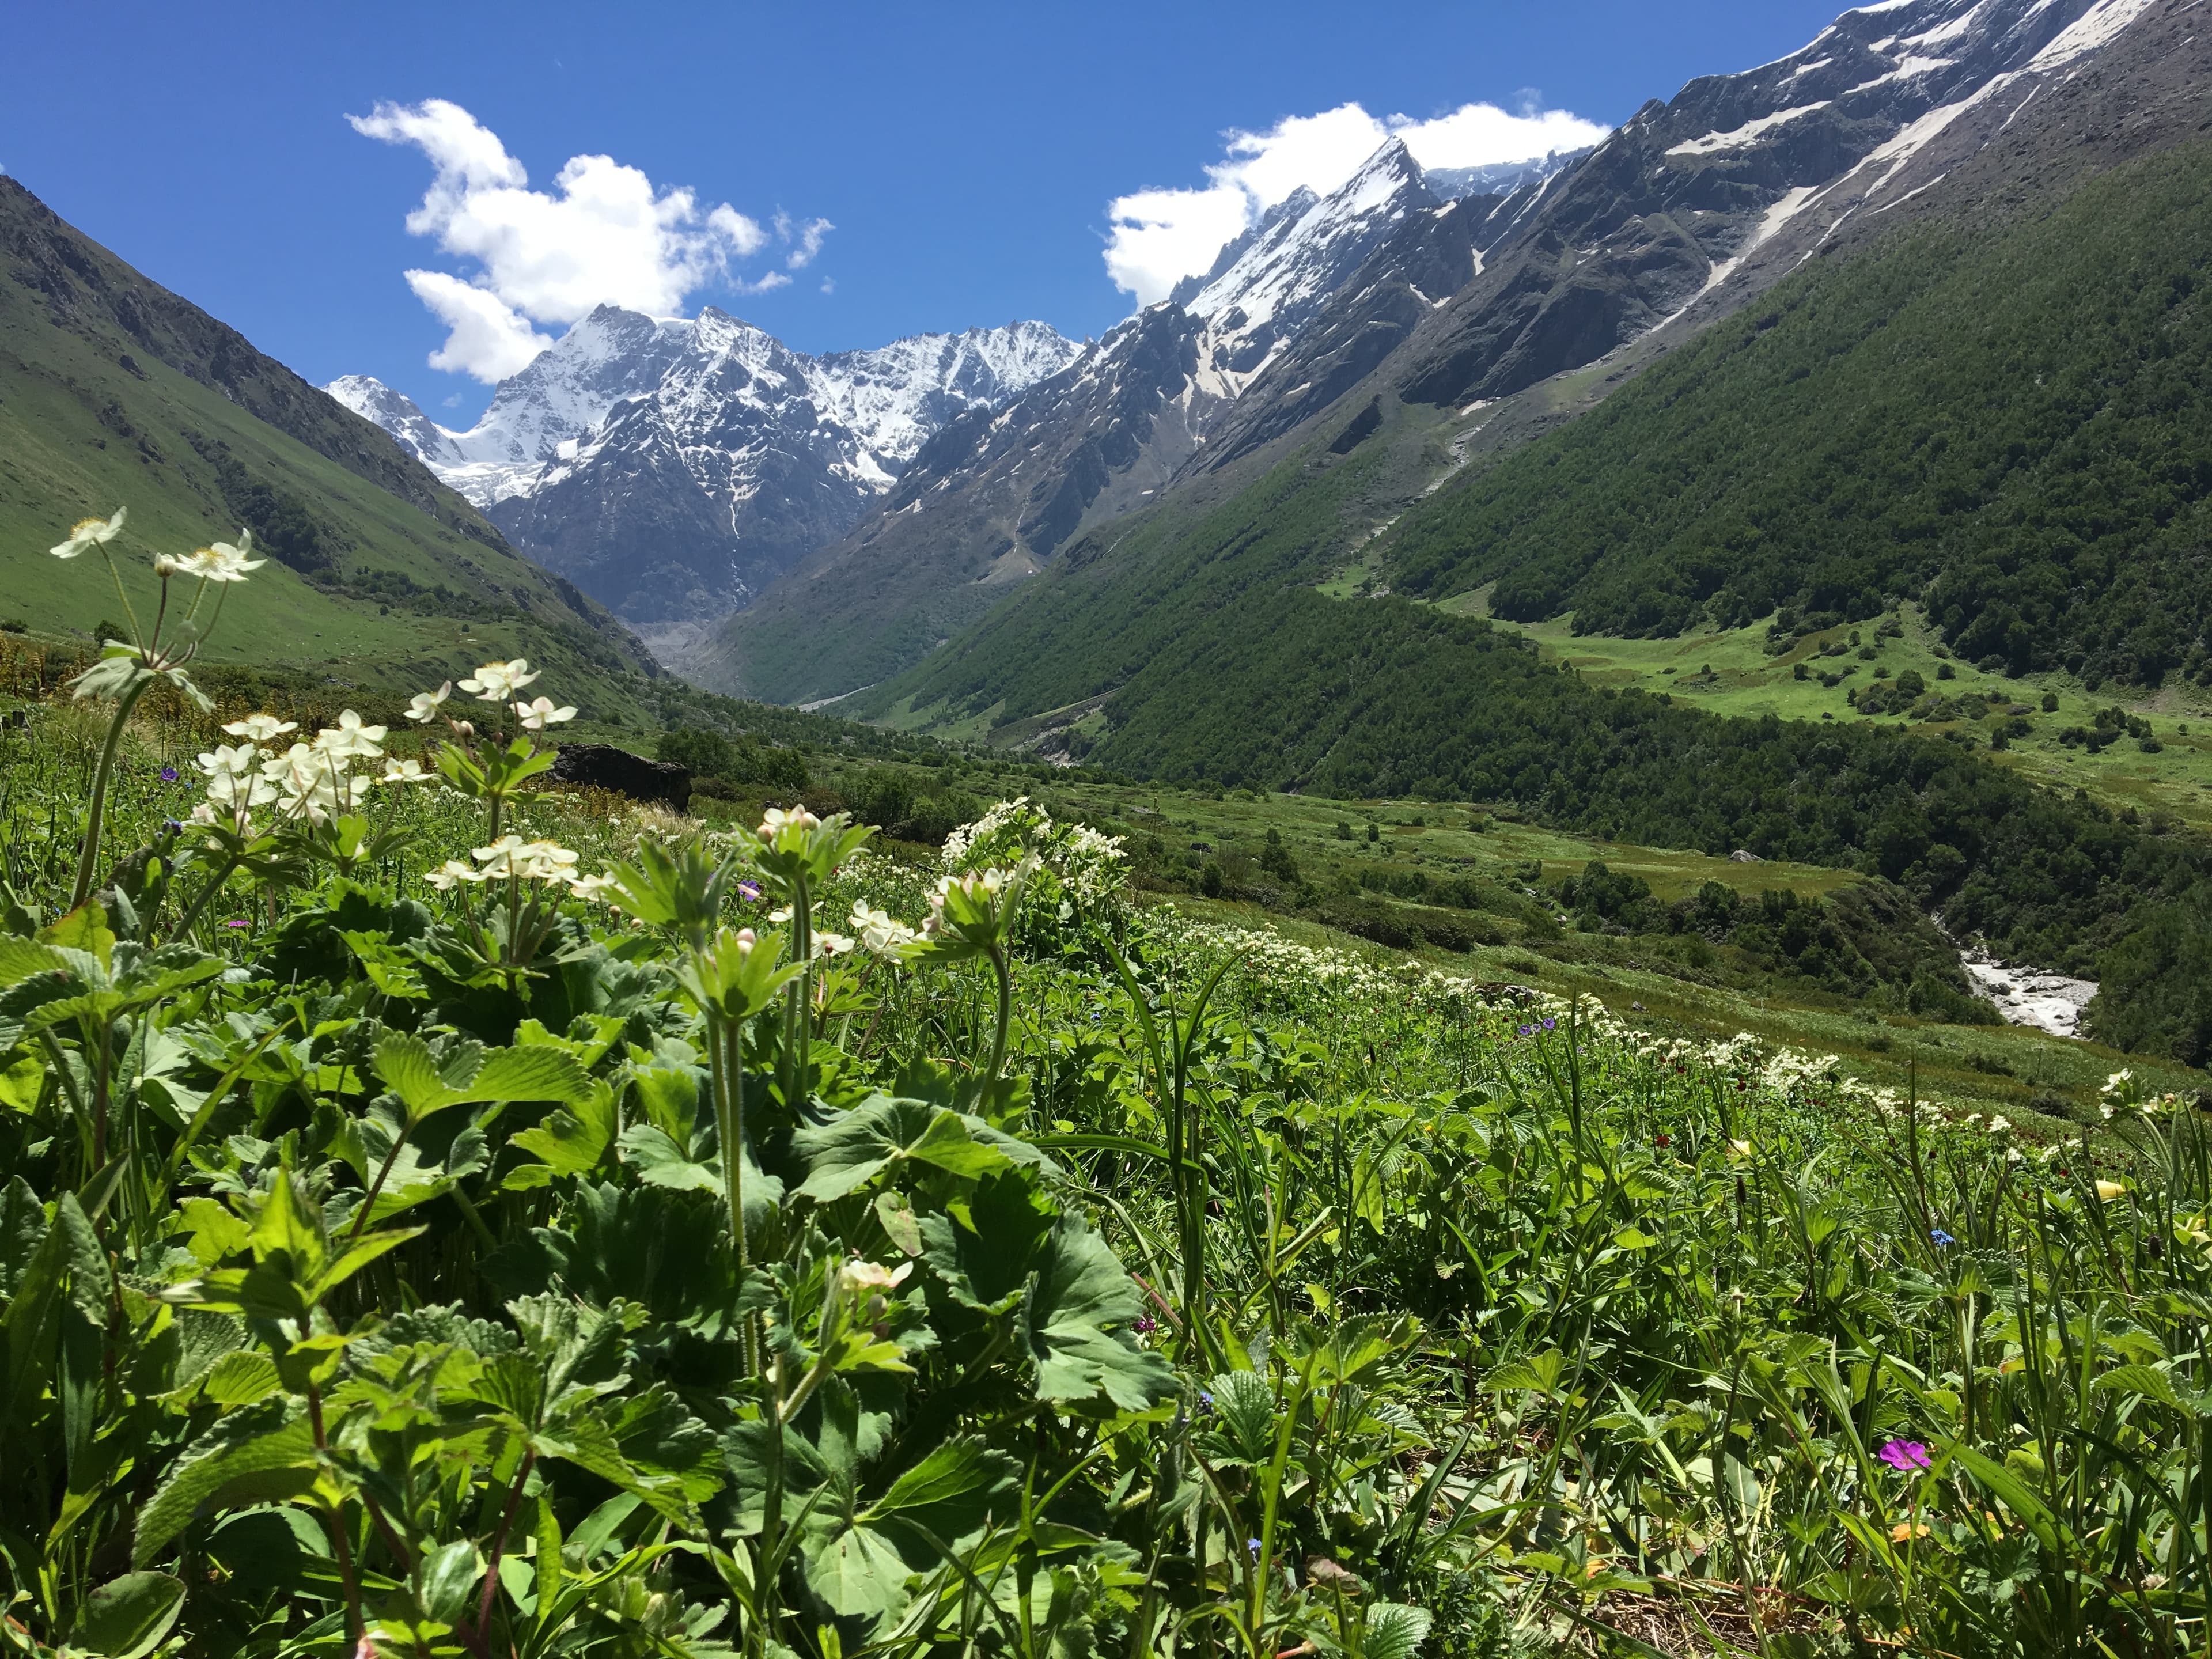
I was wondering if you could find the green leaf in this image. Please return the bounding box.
[1488,1350,1566,1398]
[418,1540,483,1625]
[865,1437,1018,1529]
[135,1397,315,1565]
[794,1096,1027,1203]
[534,1492,565,1625]
[376,1030,593,1126]
[2090,1363,2193,1413]
[471,1046,595,1105]
[40,903,115,970]
[631,1057,704,1143]
[0,1175,47,1296]
[71,1571,185,1659]
[0,1051,44,1111]
[805,1521,915,1620]
[511,1081,618,1177]
[1363,1603,1433,1659]
[1022,1216,1175,1412]
[0,938,67,991]
[618,1124,721,1193]
[1203,1371,1278,1466]
[921,1172,1054,1314]
[1942,1441,2065,1554]
[309,1224,425,1304]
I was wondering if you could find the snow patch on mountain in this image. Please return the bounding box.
[2029,0,2160,66]
[332,312,1080,514]
[1669,103,1833,156]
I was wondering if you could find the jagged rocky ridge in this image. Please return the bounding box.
[333,0,2166,704]
[700,0,2164,706]
[329,314,1078,623]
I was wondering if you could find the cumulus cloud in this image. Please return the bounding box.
[1103,97,1611,305]
[350,99,820,381]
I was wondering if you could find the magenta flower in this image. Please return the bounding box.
[1878,1440,1931,1472]
[224,918,249,929]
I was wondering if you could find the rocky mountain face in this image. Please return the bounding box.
[695,140,1575,702]
[701,0,2169,707]
[329,313,1078,623]
[1388,0,2169,410]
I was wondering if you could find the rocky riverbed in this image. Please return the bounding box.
[1961,952,2098,1039]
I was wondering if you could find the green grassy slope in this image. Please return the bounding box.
[1380,138,2212,691]
[0,177,651,714]
[853,378,2212,1063]
[779,753,2206,1116]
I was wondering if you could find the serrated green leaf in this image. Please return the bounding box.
[511,1081,617,1177]
[135,1397,315,1565]
[1023,1216,1174,1412]
[2090,1363,2192,1413]
[1363,1602,1433,1659]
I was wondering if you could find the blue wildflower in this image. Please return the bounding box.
[159,766,179,782]
[1930,1229,1957,1248]
[1248,1538,1263,1557]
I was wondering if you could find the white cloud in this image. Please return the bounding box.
[1103,97,1612,304]
[350,99,818,381]
[404,270,554,381]
[777,213,834,270]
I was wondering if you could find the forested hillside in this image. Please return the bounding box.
[1384,138,2212,690]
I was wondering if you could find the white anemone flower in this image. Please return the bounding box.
[471,834,529,878]
[812,931,855,959]
[425,859,487,891]
[457,659,537,701]
[180,532,265,582]
[514,696,577,730]
[404,683,454,724]
[569,870,621,902]
[222,713,297,743]
[514,840,580,881]
[760,805,821,839]
[50,507,126,559]
[850,901,919,957]
[196,743,262,780]
[313,710,389,761]
[379,757,431,785]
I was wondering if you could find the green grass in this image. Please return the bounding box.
[791,753,2196,1121]
[0,198,649,716]
[1464,597,2212,830]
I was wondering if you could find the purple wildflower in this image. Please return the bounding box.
[159,765,179,783]
[1133,1315,1156,1335]
[1878,1440,1931,1472]
[1542,1017,1557,1030]
[1197,1391,1214,1413]
[1517,1024,1533,1037]
[737,880,762,903]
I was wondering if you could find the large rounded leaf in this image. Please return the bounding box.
[73,1572,185,1659]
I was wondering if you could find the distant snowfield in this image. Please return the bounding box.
[1961,950,2098,1037]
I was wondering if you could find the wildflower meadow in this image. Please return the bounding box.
[0,511,2206,1658]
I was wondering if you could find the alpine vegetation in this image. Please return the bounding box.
[0,506,2205,1657]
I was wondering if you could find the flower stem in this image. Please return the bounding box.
[987,945,1013,1084]
[71,673,155,910]
[97,548,145,650]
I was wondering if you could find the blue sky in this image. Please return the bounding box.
[4,1,1847,424]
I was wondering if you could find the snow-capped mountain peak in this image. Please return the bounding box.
[330,309,1079,624]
